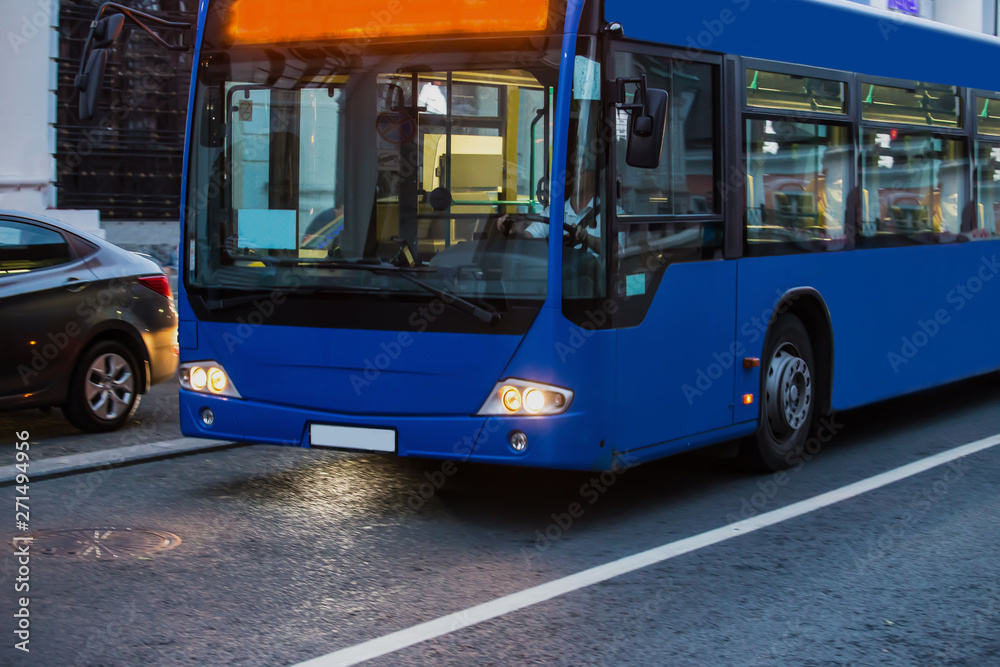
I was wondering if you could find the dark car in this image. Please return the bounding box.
[0,210,178,432]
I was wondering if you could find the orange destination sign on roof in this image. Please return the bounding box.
[228,0,553,43]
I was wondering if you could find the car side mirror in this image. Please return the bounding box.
[615,75,669,169]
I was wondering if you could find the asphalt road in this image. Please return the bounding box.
[1,374,999,666]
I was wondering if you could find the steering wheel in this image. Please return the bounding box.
[535,176,550,208]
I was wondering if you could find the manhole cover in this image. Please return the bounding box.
[16,528,181,560]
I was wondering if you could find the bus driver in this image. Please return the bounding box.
[496,140,605,256]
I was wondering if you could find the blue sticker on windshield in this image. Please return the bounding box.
[626,274,645,296]
[573,56,601,101]
[237,209,297,250]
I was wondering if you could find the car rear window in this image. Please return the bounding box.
[0,219,72,273]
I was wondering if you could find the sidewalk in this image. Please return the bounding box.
[0,380,183,467]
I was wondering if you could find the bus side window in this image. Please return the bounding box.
[614,55,717,218]
[858,80,968,246]
[975,143,1000,239]
[612,51,722,291]
[860,130,967,245]
[744,119,850,254]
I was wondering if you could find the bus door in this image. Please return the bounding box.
[608,43,738,453]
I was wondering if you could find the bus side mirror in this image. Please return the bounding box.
[75,14,125,121]
[74,7,191,121]
[625,87,668,169]
[77,48,110,121]
[93,14,125,48]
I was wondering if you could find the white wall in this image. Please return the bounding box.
[0,0,102,236]
[1,0,56,212]
[935,0,986,32]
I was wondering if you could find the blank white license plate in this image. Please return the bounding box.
[310,424,396,453]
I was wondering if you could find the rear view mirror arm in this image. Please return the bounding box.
[612,75,649,115]
[75,2,193,120]
[83,1,192,56]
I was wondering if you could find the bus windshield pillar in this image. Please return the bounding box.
[342,74,378,258]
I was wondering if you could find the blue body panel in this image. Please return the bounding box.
[180,386,612,468]
[604,0,1000,90]
[193,321,524,415]
[179,305,618,470]
[480,302,618,469]
[616,261,744,452]
[732,243,1000,420]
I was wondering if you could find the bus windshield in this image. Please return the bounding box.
[186,46,560,301]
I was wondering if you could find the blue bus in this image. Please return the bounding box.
[80,0,1000,470]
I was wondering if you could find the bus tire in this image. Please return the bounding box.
[740,314,816,472]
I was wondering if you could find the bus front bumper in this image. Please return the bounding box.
[179,389,611,470]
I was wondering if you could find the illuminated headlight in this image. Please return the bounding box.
[179,361,242,398]
[502,387,522,412]
[477,379,573,416]
[523,388,544,413]
[190,366,207,390]
[208,368,227,393]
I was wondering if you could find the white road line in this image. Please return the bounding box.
[293,432,1000,667]
[0,437,239,483]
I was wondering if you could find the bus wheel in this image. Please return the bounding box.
[741,314,815,471]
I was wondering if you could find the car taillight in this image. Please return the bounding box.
[138,275,172,299]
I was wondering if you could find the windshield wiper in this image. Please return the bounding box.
[255,257,501,324]
[388,269,500,324]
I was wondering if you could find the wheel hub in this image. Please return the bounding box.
[764,345,812,439]
[84,353,135,422]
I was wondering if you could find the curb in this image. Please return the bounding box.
[1,437,245,485]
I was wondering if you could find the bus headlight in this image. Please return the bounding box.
[208,367,227,393]
[501,386,522,412]
[179,361,242,399]
[190,366,207,391]
[477,379,573,416]
[523,388,545,413]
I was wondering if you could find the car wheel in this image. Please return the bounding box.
[740,314,815,471]
[64,341,141,433]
